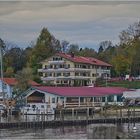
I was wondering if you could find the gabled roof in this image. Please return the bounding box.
[0,78,40,86]
[57,53,112,67]
[32,86,127,97]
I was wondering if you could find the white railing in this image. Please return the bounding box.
[41,76,91,81]
[38,68,91,73]
[48,60,65,64]
[97,69,110,74]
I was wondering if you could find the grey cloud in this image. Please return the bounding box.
[0,1,140,49]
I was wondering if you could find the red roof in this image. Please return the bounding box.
[33,86,127,97]
[57,53,112,67]
[0,78,40,86]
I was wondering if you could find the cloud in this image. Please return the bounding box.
[0,1,140,50]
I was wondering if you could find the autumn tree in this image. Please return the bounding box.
[79,47,97,57]
[111,55,131,76]
[15,67,33,93]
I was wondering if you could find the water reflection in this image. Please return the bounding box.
[1,123,140,139]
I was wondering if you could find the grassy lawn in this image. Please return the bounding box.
[99,80,140,89]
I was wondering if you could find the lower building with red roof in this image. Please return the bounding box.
[17,86,127,115]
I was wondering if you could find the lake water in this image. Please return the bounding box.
[0,123,140,139]
[0,113,140,139]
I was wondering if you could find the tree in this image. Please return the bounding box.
[15,67,33,93]
[61,40,69,53]
[30,28,61,67]
[111,55,131,76]
[3,47,26,73]
[5,67,14,77]
[98,46,104,54]
[119,21,140,45]
[67,44,79,55]
[29,28,61,75]
[79,47,97,57]
[99,41,112,51]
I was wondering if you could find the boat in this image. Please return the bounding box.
[20,103,55,115]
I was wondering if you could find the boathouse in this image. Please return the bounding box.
[16,86,127,114]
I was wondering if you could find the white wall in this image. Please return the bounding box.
[0,80,12,99]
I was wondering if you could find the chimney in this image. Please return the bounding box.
[70,52,74,58]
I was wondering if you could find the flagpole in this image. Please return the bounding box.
[0,39,4,103]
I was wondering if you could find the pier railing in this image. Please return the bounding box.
[63,102,102,108]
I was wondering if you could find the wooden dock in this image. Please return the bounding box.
[0,116,140,129]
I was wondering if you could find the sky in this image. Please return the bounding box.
[0,1,140,50]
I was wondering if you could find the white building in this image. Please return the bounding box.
[38,53,112,86]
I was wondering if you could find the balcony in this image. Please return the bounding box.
[38,68,91,73]
[96,69,110,74]
[48,60,65,64]
[41,76,91,81]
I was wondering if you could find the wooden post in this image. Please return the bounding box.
[86,107,89,124]
[72,108,74,120]
[64,97,66,108]
[133,107,135,127]
[54,109,56,121]
[105,106,107,118]
[62,109,64,122]
[87,108,89,118]
[60,110,62,120]
[78,97,80,107]
[91,107,94,119]
[76,109,78,120]
[128,108,130,130]
[0,110,1,123]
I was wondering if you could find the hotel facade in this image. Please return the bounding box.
[38,53,111,86]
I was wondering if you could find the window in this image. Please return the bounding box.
[32,105,36,108]
[92,65,95,69]
[57,73,61,77]
[80,97,84,103]
[60,64,63,68]
[102,97,105,102]
[52,98,55,103]
[94,97,101,102]
[64,73,70,77]
[27,104,30,107]
[41,105,44,108]
[64,80,68,84]
[47,73,52,77]
[117,95,123,102]
[108,96,114,102]
[75,72,79,76]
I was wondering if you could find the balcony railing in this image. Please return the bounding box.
[96,69,110,74]
[38,68,91,73]
[41,76,91,81]
[57,102,102,108]
[48,60,65,64]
